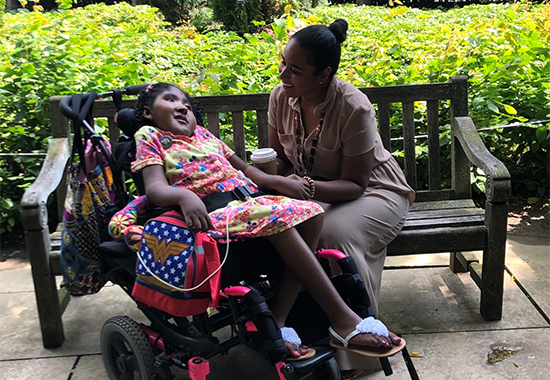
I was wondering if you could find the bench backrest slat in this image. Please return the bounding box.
[197,93,271,112]
[427,99,441,190]
[449,76,471,200]
[257,110,269,149]
[107,116,119,146]
[377,102,391,151]
[232,111,246,160]
[205,112,220,137]
[415,189,455,203]
[402,101,417,189]
[360,82,453,103]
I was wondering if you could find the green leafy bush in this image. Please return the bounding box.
[210,0,280,34]
[209,0,319,34]
[1,3,549,242]
[187,7,222,33]
[147,0,207,25]
[0,0,5,18]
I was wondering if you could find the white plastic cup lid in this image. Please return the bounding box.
[251,148,277,163]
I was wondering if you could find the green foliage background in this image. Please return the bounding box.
[1,3,549,240]
[210,0,280,34]
[0,1,5,30]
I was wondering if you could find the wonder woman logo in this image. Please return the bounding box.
[143,233,191,266]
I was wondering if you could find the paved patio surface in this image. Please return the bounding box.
[1,203,548,380]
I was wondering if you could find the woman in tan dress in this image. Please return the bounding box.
[267,19,415,378]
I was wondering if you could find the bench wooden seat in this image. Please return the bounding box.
[21,75,511,348]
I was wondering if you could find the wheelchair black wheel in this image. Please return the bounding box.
[101,315,156,380]
[314,357,342,380]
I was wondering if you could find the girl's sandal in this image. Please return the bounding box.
[328,317,406,358]
[281,327,316,361]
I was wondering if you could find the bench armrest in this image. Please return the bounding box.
[21,137,71,231]
[452,116,511,203]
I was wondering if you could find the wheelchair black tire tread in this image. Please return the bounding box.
[101,315,156,380]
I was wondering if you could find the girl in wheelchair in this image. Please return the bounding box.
[121,82,404,361]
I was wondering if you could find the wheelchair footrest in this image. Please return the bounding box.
[282,345,336,378]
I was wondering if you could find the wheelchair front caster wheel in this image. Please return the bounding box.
[101,315,156,380]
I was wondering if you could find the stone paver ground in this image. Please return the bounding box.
[1,201,548,380]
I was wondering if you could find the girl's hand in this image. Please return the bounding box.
[277,174,311,200]
[178,194,213,232]
[141,165,214,232]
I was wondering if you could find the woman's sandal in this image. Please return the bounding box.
[328,317,406,358]
[281,327,316,361]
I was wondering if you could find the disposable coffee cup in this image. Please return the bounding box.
[251,148,277,175]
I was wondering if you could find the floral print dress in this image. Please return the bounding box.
[130,125,323,239]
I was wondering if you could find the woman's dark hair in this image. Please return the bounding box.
[134,82,204,127]
[290,19,348,81]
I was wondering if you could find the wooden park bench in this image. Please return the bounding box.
[21,75,511,348]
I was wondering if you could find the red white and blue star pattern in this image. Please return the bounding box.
[137,219,196,290]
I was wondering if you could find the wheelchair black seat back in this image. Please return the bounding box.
[59,85,394,380]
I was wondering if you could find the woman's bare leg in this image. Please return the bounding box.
[265,226,396,349]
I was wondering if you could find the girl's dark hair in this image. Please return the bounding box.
[134,82,204,127]
[291,19,348,81]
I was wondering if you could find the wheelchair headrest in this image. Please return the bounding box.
[115,108,139,138]
[114,90,204,138]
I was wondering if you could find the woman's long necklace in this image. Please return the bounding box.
[294,111,324,176]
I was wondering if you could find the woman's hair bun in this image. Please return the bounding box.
[329,19,348,44]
